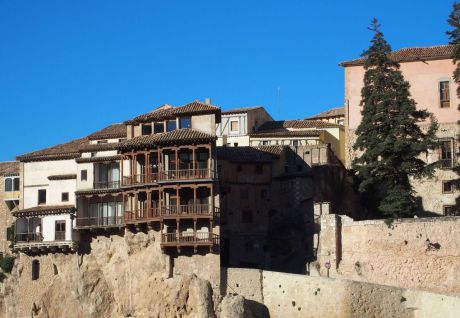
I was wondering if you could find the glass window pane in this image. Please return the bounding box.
[4,178,12,192]
[167,120,176,132]
[13,178,19,191]
[180,116,191,129]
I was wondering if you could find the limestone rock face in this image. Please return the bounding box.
[0,230,248,318]
[220,294,254,318]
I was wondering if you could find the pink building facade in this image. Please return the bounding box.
[342,45,459,216]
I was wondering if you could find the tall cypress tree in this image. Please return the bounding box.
[447,1,460,215]
[352,19,438,218]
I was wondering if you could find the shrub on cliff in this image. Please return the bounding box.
[0,256,15,273]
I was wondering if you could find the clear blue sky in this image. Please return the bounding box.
[0,0,453,161]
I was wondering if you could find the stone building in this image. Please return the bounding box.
[217,144,354,273]
[248,119,345,163]
[305,106,345,125]
[216,106,273,147]
[341,44,460,216]
[0,161,20,255]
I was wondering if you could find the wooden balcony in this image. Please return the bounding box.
[121,169,214,187]
[161,232,219,250]
[124,205,218,224]
[93,181,120,189]
[158,169,214,182]
[14,233,76,253]
[122,173,159,186]
[75,216,124,229]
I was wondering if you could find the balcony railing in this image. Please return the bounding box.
[93,181,120,189]
[124,205,218,223]
[159,169,213,181]
[161,232,219,245]
[122,173,159,186]
[124,208,161,222]
[76,216,124,228]
[15,233,43,243]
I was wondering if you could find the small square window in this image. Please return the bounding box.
[61,192,69,202]
[154,122,165,134]
[262,140,270,146]
[292,140,300,146]
[442,181,455,193]
[234,143,238,147]
[141,124,152,135]
[230,120,239,132]
[81,170,87,181]
[167,120,176,132]
[97,140,108,144]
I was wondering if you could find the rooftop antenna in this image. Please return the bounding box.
[277,86,281,119]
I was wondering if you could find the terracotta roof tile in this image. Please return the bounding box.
[127,101,221,124]
[79,142,121,153]
[306,107,344,120]
[0,161,20,176]
[222,106,263,115]
[17,138,88,162]
[340,44,454,67]
[257,120,340,131]
[87,124,127,140]
[75,188,122,196]
[48,174,77,180]
[13,205,75,217]
[76,155,121,163]
[217,146,284,163]
[250,130,322,138]
[119,128,216,150]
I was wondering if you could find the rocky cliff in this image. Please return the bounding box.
[0,229,251,318]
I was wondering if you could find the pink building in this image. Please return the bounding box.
[341,45,459,216]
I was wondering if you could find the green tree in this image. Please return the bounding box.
[352,19,438,218]
[447,1,460,215]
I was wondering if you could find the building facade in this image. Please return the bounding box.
[0,162,20,255]
[216,106,273,147]
[341,44,460,215]
[305,107,345,125]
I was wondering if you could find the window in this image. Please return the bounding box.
[443,205,458,216]
[81,170,87,181]
[261,189,267,199]
[262,141,270,146]
[118,138,126,142]
[55,221,66,240]
[61,192,69,202]
[4,177,19,192]
[141,124,152,135]
[338,119,344,125]
[32,260,40,280]
[230,120,239,132]
[38,189,46,205]
[180,116,192,129]
[97,140,108,144]
[292,140,300,146]
[256,164,263,175]
[166,120,176,132]
[154,122,165,134]
[234,143,238,147]
[240,188,248,200]
[439,81,450,108]
[241,209,253,224]
[439,140,453,168]
[443,181,455,193]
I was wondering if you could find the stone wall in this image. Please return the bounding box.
[317,213,460,296]
[225,267,460,318]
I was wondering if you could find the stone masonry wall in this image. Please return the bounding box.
[318,213,460,296]
[225,267,460,318]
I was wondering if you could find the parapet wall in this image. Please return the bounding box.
[317,213,460,296]
[225,267,460,318]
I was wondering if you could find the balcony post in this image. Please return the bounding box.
[193,219,197,242]
[193,187,197,214]
[132,154,136,184]
[176,187,180,214]
[134,192,138,221]
[120,157,124,186]
[146,151,150,182]
[175,148,178,178]
[210,184,214,215]
[147,190,151,219]
[192,146,196,177]
[176,220,180,243]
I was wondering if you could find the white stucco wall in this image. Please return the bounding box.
[42,213,73,241]
[23,160,77,209]
[76,162,93,190]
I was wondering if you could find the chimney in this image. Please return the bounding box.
[204,98,211,105]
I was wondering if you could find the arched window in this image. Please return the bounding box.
[31,260,40,280]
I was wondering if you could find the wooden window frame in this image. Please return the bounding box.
[439,80,451,108]
[442,180,455,194]
[443,205,457,216]
[439,139,454,169]
[230,120,239,133]
[55,221,66,241]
